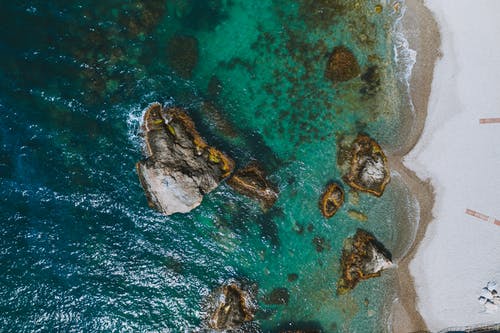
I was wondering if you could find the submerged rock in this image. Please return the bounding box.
[342,134,390,197]
[207,75,223,97]
[312,236,330,253]
[263,287,290,305]
[227,162,279,209]
[347,210,368,222]
[325,46,361,83]
[206,282,256,330]
[166,34,199,78]
[200,101,239,139]
[319,183,344,218]
[136,103,234,215]
[337,229,393,295]
[360,65,381,96]
[275,321,324,333]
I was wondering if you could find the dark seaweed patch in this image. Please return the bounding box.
[179,0,231,31]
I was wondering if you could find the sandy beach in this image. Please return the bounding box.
[401,0,500,331]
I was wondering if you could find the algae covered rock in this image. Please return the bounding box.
[227,162,279,209]
[325,46,361,83]
[340,134,390,197]
[319,183,344,218]
[136,103,234,215]
[206,282,256,330]
[337,229,393,295]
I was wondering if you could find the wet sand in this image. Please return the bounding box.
[388,0,441,332]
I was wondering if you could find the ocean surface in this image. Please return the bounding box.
[0,1,418,332]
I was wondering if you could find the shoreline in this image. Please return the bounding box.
[388,0,441,332]
[404,0,500,330]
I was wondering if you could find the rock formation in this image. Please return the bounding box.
[319,183,344,218]
[341,134,390,197]
[136,103,234,215]
[325,46,361,83]
[227,162,279,209]
[206,283,256,330]
[337,229,393,295]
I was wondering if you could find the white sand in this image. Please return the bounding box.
[406,0,500,330]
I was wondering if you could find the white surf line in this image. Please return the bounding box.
[466,209,500,226]
[479,117,500,124]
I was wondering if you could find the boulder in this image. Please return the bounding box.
[337,229,393,295]
[227,162,279,209]
[207,283,256,330]
[325,46,361,83]
[319,183,344,218]
[343,134,390,197]
[136,103,234,215]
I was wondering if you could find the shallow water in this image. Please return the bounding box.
[0,1,417,332]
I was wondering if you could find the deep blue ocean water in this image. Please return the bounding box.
[0,1,418,332]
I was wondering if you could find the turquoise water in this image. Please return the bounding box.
[0,1,418,332]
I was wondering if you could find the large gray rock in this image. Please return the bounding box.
[337,229,394,295]
[338,134,391,197]
[136,103,234,215]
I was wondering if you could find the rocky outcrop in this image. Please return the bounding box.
[206,283,256,330]
[136,103,234,215]
[337,229,393,295]
[341,134,390,197]
[227,162,279,209]
[325,46,361,83]
[319,183,344,218]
